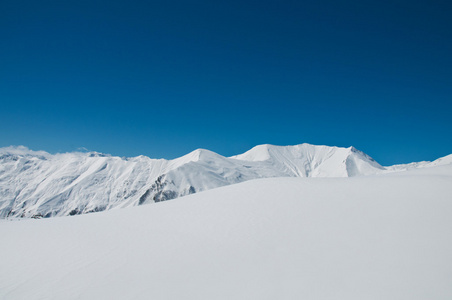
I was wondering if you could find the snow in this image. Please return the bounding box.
[1,164,451,299]
[0,144,451,218]
[0,144,384,218]
[0,145,51,158]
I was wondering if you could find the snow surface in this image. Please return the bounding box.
[0,144,450,218]
[0,164,451,299]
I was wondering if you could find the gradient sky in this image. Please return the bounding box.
[1,0,451,165]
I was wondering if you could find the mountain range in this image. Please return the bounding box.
[1,143,451,218]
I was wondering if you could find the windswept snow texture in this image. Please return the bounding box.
[1,165,451,299]
[0,144,450,218]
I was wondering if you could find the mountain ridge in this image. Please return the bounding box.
[1,164,452,299]
[1,143,450,219]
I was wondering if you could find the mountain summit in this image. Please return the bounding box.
[0,144,449,218]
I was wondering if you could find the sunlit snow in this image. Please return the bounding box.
[0,164,451,299]
[1,143,449,218]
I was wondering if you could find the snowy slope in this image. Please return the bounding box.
[0,144,450,218]
[232,144,384,177]
[1,164,451,300]
[387,154,452,172]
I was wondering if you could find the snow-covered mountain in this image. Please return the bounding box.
[0,144,450,218]
[1,164,452,299]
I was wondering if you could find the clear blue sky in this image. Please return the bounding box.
[1,0,451,165]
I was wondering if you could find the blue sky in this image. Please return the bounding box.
[1,0,451,165]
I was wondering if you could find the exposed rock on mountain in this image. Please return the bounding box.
[0,144,449,218]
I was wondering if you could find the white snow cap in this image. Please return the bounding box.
[0,143,450,218]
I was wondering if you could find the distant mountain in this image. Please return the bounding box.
[2,162,452,299]
[0,144,450,218]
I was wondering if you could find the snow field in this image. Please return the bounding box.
[1,165,451,299]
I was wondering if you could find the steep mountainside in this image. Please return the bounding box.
[0,144,449,218]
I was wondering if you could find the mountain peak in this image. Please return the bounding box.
[1,143,449,219]
[231,144,273,161]
[179,148,221,163]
